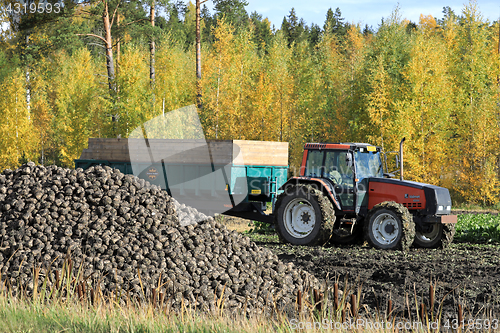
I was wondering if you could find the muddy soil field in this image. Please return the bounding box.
[249,232,500,321]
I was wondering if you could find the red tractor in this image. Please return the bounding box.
[273,139,457,250]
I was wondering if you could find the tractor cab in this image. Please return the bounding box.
[301,143,384,214]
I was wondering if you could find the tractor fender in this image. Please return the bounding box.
[279,177,341,211]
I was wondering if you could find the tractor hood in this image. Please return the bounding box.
[367,178,452,216]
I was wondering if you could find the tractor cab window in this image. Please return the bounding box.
[354,150,383,180]
[324,151,353,185]
[305,150,324,177]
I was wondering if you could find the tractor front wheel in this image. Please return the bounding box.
[414,222,455,249]
[441,223,456,249]
[274,185,335,246]
[364,202,415,251]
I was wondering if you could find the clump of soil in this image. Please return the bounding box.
[0,163,318,313]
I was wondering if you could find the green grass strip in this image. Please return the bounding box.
[0,295,284,333]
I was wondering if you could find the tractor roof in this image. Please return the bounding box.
[304,143,382,151]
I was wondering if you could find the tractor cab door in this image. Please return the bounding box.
[304,146,384,214]
[323,150,355,209]
[353,147,384,213]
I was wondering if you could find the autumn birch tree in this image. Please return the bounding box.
[0,69,37,169]
[51,49,102,167]
[265,31,294,143]
[449,2,500,204]
[196,0,208,108]
[316,27,349,142]
[396,15,454,185]
[365,10,411,155]
[155,35,195,115]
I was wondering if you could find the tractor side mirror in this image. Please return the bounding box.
[345,153,353,168]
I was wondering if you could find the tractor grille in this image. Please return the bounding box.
[403,202,422,209]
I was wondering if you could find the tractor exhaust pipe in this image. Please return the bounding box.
[399,137,406,181]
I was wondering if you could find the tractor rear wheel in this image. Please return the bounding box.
[414,223,443,248]
[274,184,335,246]
[364,202,415,251]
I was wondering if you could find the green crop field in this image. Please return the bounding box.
[455,214,500,244]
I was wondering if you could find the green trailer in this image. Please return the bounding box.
[75,138,289,222]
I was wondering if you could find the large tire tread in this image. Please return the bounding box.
[413,222,456,249]
[441,223,455,249]
[364,201,415,251]
[274,184,336,246]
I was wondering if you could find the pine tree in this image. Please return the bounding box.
[212,0,249,30]
[324,7,347,37]
[281,8,306,46]
[249,11,272,51]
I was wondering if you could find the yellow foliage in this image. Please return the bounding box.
[30,62,53,165]
[0,69,37,169]
[419,14,438,32]
[115,45,151,134]
[155,36,195,118]
[201,19,264,141]
[262,32,294,143]
[366,56,392,151]
[398,30,454,185]
[445,0,500,204]
[51,49,103,167]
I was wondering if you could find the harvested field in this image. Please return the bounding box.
[252,233,500,321]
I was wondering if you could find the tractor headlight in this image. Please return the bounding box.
[438,205,444,211]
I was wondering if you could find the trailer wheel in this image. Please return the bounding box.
[274,185,335,246]
[414,223,443,248]
[364,202,415,251]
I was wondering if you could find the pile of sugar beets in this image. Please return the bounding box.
[0,163,319,313]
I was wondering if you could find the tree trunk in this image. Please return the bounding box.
[116,13,120,78]
[195,0,203,109]
[103,1,116,94]
[150,0,155,85]
[25,34,31,121]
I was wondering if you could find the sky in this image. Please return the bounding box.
[2,1,499,34]
[204,0,500,30]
